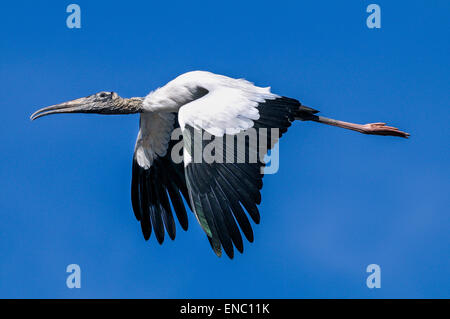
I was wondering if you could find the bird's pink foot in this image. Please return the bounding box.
[362,122,410,138]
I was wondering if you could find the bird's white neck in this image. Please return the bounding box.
[142,72,217,113]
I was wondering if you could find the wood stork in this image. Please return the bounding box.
[30,71,409,258]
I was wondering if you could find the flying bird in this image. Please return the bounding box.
[30,71,409,258]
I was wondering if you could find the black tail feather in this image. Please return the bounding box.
[295,105,320,121]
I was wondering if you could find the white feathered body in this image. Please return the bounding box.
[135,71,280,169]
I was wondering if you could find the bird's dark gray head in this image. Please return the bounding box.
[30,91,143,120]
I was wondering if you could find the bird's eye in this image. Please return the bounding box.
[99,92,107,98]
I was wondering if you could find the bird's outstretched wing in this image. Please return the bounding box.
[131,112,191,243]
[178,84,305,258]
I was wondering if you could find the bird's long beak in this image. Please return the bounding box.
[30,97,90,121]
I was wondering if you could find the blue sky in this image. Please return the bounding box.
[0,0,448,298]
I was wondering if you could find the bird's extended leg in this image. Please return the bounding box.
[309,115,410,138]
